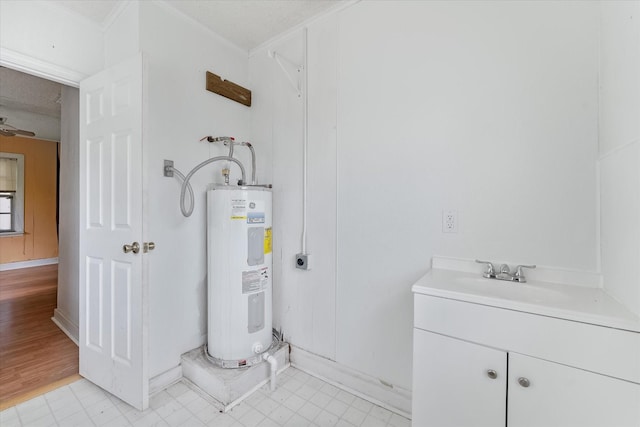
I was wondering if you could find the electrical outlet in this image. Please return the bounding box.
[164,159,174,177]
[295,253,310,270]
[442,210,458,233]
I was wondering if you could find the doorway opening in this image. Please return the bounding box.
[0,66,80,407]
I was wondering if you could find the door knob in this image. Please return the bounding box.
[123,242,140,254]
[143,242,155,253]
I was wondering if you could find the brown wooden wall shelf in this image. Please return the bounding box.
[205,71,251,107]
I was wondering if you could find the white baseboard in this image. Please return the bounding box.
[149,365,183,396]
[0,257,59,271]
[52,308,79,346]
[290,346,412,418]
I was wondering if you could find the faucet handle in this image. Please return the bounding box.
[514,265,536,282]
[475,260,495,278]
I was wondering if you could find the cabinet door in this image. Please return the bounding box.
[509,353,640,427]
[412,329,507,427]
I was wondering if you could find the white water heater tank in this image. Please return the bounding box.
[206,185,273,365]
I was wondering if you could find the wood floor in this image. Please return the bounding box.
[0,264,79,404]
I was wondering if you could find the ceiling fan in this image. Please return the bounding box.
[0,117,36,137]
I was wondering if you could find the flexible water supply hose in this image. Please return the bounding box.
[226,143,234,180]
[168,166,195,213]
[244,143,256,185]
[204,136,257,185]
[179,156,247,217]
[224,141,257,185]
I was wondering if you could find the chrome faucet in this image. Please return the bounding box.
[476,260,496,279]
[475,260,536,283]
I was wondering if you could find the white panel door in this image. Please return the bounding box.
[79,54,147,410]
[412,329,507,427]
[508,353,640,427]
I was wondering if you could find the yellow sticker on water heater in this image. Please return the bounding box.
[264,227,272,254]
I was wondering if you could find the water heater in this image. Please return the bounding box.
[206,185,273,367]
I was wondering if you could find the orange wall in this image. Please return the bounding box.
[0,135,58,263]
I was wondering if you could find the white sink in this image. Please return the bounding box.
[412,268,640,332]
[452,276,568,304]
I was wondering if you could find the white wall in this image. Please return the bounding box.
[0,0,103,83]
[599,1,640,315]
[337,0,599,390]
[104,1,140,69]
[251,0,601,393]
[57,85,80,336]
[138,1,257,378]
[248,14,339,362]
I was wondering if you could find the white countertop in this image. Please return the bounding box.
[412,268,640,333]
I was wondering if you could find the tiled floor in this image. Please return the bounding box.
[0,367,410,427]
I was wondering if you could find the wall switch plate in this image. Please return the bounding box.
[442,210,458,233]
[295,253,310,270]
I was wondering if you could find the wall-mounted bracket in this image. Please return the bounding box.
[268,50,303,98]
[164,159,174,177]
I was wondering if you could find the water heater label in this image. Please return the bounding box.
[231,198,247,220]
[242,267,269,294]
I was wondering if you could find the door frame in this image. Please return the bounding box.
[0,48,87,89]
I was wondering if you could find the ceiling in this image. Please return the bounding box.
[52,0,342,51]
[0,66,62,118]
[52,0,121,25]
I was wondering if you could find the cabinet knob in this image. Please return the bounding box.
[487,370,498,379]
[518,377,530,388]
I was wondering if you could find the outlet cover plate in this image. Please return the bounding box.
[164,159,174,177]
[442,210,458,233]
[295,253,310,270]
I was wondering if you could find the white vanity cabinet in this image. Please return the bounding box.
[411,268,640,427]
[412,328,640,427]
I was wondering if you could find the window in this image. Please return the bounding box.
[0,153,24,234]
